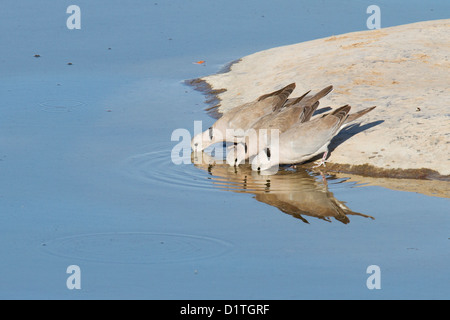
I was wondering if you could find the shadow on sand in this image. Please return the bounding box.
[328,120,385,152]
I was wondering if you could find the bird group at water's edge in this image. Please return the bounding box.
[191,83,376,172]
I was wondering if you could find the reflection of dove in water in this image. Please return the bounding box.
[252,105,376,171]
[191,83,296,152]
[253,177,373,224]
[193,153,374,224]
[227,85,333,166]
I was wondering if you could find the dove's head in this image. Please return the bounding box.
[191,126,217,152]
[251,147,279,172]
[226,143,247,166]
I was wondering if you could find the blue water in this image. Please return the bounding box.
[0,0,449,299]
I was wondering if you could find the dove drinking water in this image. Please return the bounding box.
[191,83,296,152]
[252,105,376,172]
[226,85,333,166]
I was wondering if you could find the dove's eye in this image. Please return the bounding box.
[265,148,271,158]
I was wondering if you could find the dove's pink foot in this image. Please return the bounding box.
[313,151,328,168]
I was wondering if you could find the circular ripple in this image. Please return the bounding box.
[43,232,233,264]
[121,146,223,191]
[39,100,84,112]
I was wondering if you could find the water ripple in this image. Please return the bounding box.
[43,232,233,265]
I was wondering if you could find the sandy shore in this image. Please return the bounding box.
[188,19,450,183]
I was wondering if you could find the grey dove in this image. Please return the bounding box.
[191,83,296,152]
[226,85,333,166]
[251,105,376,171]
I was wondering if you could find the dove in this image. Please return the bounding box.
[251,105,376,171]
[191,83,296,152]
[226,85,333,166]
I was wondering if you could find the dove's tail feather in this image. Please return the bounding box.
[256,83,297,112]
[312,104,351,138]
[283,89,312,107]
[304,85,333,105]
[330,104,351,120]
[344,106,376,125]
[257,83,296,102]
[302,101,320,122]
